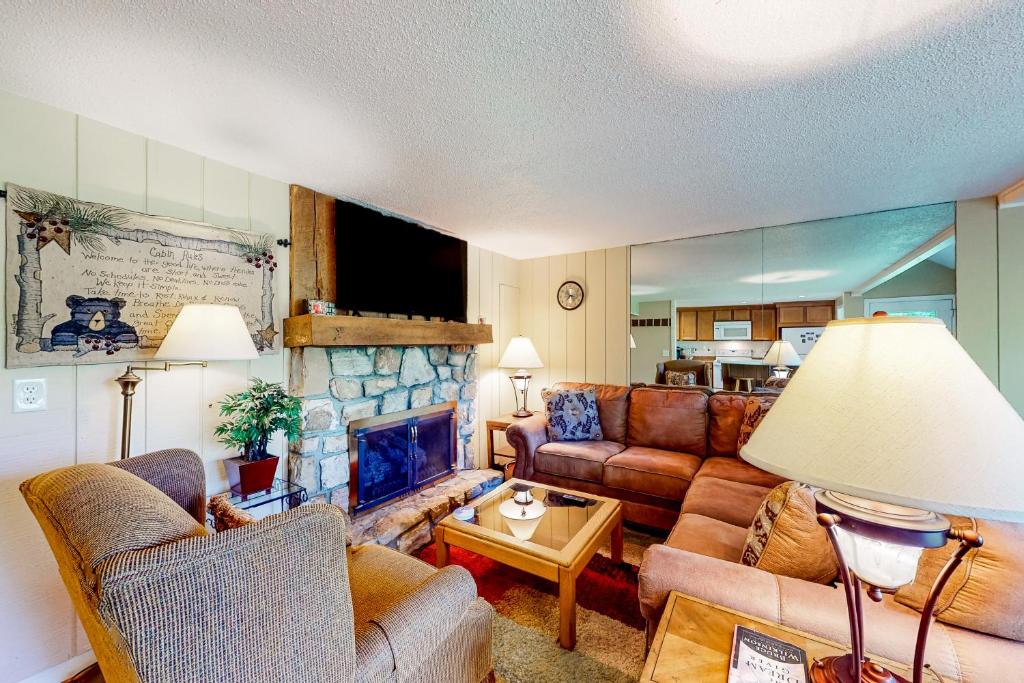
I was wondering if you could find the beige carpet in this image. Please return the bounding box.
[490,527,664,683]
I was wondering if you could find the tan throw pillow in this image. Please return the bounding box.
[665,370,697,387]
[208,493,257,532]
[894,516,1024,642]
[741,482,837,584]
[736,396,775,450]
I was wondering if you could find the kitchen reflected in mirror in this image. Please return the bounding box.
[629,202,956,389]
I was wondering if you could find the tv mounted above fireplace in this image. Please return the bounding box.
[335,200,468,322]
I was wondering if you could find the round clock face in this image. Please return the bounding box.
[557,281,584,310]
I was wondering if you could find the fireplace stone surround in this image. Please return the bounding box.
[289,343,480,510]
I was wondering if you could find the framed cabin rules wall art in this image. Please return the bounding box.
[5,184,280,368]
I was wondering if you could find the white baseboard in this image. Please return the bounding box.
[18,652,96,683]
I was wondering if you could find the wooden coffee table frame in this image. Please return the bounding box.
[434,478,623,650]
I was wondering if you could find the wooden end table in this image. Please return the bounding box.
[435,478,623,650]
[484,413,529,474]
[641,591,941,682]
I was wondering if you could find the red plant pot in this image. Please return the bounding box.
[224,455,279,498]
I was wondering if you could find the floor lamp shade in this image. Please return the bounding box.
[740,317,1024,522]
[155,304,259,361]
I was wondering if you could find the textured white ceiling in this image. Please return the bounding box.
[0,2,1020,258]
[630,203,954,307]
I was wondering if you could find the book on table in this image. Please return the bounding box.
[727,625,809,683]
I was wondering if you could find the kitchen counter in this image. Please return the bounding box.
[718,358,768,366]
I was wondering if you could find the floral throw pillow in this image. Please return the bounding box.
[208,493,256,532]
[544,389,603,442]
[741,481,837,584]
[736,396,776,450]
[665,370,697,386]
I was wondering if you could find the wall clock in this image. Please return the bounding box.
[557,281,584,311]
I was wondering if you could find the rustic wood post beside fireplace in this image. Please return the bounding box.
[348,402,459,515]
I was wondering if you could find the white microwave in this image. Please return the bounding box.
[713,320,752,341]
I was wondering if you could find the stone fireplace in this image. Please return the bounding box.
[288,343,479,510]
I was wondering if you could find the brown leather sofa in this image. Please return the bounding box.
[506,382,784,530]
[508,382,1024,681]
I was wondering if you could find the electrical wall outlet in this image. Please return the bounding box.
[662,349,671,357]
[14,378,47,413]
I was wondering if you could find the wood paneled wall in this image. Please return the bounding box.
[516,247,630,410]
[0,90,290,682]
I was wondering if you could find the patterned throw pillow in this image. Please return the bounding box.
[736,396,775,450]
[544,389,603,442]
[665,370,697,387]
[208,493,256,532]
[741,482,837,584]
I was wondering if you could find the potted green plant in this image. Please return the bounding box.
[215,378,302,497]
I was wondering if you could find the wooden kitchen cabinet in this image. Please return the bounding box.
[697,310,715,341]
[678,310,698,341]
[731,308,751,321]
[751,308,777,341]
[806,305,833,324]
[713,309,733,321]
[776,301,835,328]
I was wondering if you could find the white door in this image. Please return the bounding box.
[864,295,956,332]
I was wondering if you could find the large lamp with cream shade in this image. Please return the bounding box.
[498,336,544,417]
[115,305,259,459]
[741,316,1024,683]
[761,339,801,378]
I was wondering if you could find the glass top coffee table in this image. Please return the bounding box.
[434,478,623,650]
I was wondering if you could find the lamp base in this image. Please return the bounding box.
[810,655,909,683]
[511,409,533,418]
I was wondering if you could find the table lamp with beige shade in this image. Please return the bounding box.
[498,336,544,417]
[741,316,1024,683]
[762,339,801,378]
[115,304,259,459]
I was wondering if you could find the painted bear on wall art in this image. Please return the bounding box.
[50,295,139,356]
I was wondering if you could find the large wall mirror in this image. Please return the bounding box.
[629,203,956,388]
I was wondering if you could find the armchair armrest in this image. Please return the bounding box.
[96,504,356,683]
[506,414,549,479]
[638,544,1021,682]
[371,564,480,679]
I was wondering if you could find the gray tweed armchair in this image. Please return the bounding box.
[20,449,494,683]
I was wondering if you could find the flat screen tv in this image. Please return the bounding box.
[335,200,468,322]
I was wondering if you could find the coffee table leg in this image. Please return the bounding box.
[435,527,449,568]
[611,513,624,565]
[558,566,577,650]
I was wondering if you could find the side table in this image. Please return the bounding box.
[207,477,307,529]
[485,412,530,476]
[640,591,939,682]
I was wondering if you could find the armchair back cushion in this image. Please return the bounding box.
[627,387,708,456]
[550,382,631,443]
[895,516,1024,642]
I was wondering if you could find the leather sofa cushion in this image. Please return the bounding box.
[681,476,772,529]
[896,516,1024,642]
[695,456,787,489]
[534,440,625,483]
[627,387,708,455]
[551,382,630,444]
[707,393,747,456]
[740,482,837,585]
[664,513,747,562]
[603,446,702,501]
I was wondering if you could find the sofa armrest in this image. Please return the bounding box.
[638,544,1022,682]
[371,564,480,679]
[96,504,356,682]
[506,414,549,479]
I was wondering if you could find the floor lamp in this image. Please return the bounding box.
[116,304,259,459]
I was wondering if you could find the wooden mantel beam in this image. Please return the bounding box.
[284,315,493,347]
